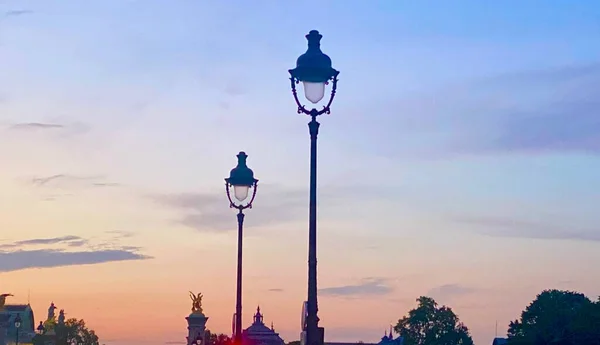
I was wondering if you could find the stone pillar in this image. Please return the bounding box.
[45,328,57,345]
[0,312,10,345]
[186,313,209,345]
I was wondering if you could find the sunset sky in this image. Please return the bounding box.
[1,1,600,345]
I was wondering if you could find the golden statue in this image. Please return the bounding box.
[0,293,13,310]
[189,291,203,314]
[43,302,58,332]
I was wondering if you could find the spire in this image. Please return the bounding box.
[271,321,274,331]
[382,330,389,341]
[253,305,264,324]
[389,324,393,338]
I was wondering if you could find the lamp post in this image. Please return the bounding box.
[225,151,259,344]
[14,313,21,345]
[289,30,339,345]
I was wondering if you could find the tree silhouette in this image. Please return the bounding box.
[205,330,232,345]
[570,297,600,345]
[508,289,600,345]
[34,318,99,345]
[394,296,473,345]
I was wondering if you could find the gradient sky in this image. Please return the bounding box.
[1,1,600,345]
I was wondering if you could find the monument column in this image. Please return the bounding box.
[0,312,9,345]
[187,292,209,345]
[41,302,58,345]
[0,293,14,345]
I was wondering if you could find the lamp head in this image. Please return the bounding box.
[289,30,339,104]
[225,151,258,202]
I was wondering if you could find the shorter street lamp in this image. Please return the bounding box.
[14,314,21,345]
[225,151,259,343]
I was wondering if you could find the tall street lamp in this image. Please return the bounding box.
[289,30,339,345]
[225,151,259,344]
[14,313,21,345]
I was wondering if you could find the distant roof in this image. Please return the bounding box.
[2,304,36,334]
[492,338,508,345]
[4,304,30,312]
[242,306,284,345]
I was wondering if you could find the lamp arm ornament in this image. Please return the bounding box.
[290,73,339,116]
[225,181,259,210]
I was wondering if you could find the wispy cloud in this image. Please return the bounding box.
[556,280,575,287]
[363,62,600,158]
[268,288,284,292]
[41,193,74,202]
[0,249,150,272]
[27,174,120,190]
[10,122,64,130]
[88,232,141,252]
[0,235,87,249]
[155,190,301,232]
[3,9,33,17]
[319,278,393,297]
[31,174,69,186]
[467,63,600,155]
[0,235,151,272]
[427,284,475,302]
[223,82,246,96]
[92,182,120,187]
[105,230,135,239]
[5,121,90,137]
[153,184,390,232]
[479,100,600,155]
[66,239,89,247]
[454,215,600,242]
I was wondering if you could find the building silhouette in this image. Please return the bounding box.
[241,306,285,345]
[1,304,36,345]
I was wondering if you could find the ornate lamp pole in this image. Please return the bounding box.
[289,30,339,345]
[225,151,259,344]
[14,313,21,345]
